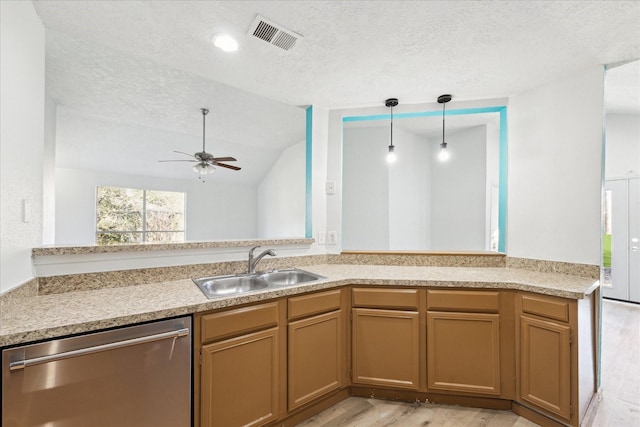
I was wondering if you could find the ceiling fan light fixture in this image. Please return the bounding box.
[211,33,239,52]
[193,162,215,175]
[160,107,241,176]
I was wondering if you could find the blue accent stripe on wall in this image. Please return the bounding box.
[498,107,508,253]
[305,106,313,239]
[343,106,506,122]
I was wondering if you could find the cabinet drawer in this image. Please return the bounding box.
[521,294,569,322]
[427,290,499,313]
[201,302,279,343]
[352,288,419,310]
[288,289,342,320]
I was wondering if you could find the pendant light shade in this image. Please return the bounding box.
[385,98,399,163]
[437,94,452,162]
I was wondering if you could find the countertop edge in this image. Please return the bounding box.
[0,269,599,348]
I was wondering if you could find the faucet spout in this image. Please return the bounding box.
[248,246,277,274]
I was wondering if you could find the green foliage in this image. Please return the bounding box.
[96,186,184,245]
[602,233,612,268]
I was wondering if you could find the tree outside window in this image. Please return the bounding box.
[96,186,185,245]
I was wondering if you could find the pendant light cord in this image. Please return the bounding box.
[442,101,445,143]
[390,105,394,148]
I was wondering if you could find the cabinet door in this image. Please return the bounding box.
[427,311,501,395]
[288,310,344,410]
[201,328,279,427]
[352,308,420,390]
[520,315,571,420]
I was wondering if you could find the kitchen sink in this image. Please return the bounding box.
[193,268,325,298]
[193,275,269,297]
[258,269,325,286]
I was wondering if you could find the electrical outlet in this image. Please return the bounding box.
[327,231,338,245]
[318,232,326,245]
[325,181,336,195]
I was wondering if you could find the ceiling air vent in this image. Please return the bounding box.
[248,15,302,51]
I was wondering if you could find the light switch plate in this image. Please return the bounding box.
[22,199,31,223]
[318,232,326,245]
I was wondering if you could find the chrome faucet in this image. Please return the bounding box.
[248,246,277,274]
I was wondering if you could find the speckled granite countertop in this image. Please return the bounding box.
[0,264,599,347]
[32,238,314,256]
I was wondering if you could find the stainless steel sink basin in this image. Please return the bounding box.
[193,275,269,298]
[258,269,325,286]
[193,269,325,298]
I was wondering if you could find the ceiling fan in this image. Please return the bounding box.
[160,108,241,175]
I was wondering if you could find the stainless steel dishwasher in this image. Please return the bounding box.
[2,316,191,427]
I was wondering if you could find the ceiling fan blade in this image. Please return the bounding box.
[216,163,241,171]
[173,150,196,157]
[212,156,237,162]
[158,159,197,163]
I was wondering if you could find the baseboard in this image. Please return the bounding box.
[269,388,350,427]
[512,401,571,427]
[580,389,602,426]
[350,386,513,410]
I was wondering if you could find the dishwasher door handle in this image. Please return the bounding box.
[9,327,190,372]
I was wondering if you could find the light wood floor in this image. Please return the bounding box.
[590,299,640,426]
[296,299,640,427]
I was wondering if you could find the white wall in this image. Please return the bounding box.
[430,125,487,250]
[55,168,258,245]
[342,123,490,251]
[486,123,500,250]
[342,126,431,250]
[0,2,45,293]
[605,113,640,178]
[43,97,57,245]
[257,141,306,238]
[388,128,431,250]
[342,127,390,250]
[312,106,330,251]
[508,66,605,265]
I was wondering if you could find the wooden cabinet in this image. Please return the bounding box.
[426,290,502,396]
[517,293,574,423]
[287,290,345,411]
[352,288,421,390]
[191,284,595,427]
[519,314,571,419]
[198,302,282,427]
[427,311,501,395]
[201,328,279,427]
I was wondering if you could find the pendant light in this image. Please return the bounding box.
[437,94,452,162]
[385,98,399,163]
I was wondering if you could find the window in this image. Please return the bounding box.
[96,186,185,245]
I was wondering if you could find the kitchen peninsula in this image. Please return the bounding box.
[1,242,600,427]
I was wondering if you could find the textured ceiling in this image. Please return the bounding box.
[33,0,640,108]
[45,30,306,184]
[32,1,640,181]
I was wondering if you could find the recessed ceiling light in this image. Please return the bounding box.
[211,33,238,52]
